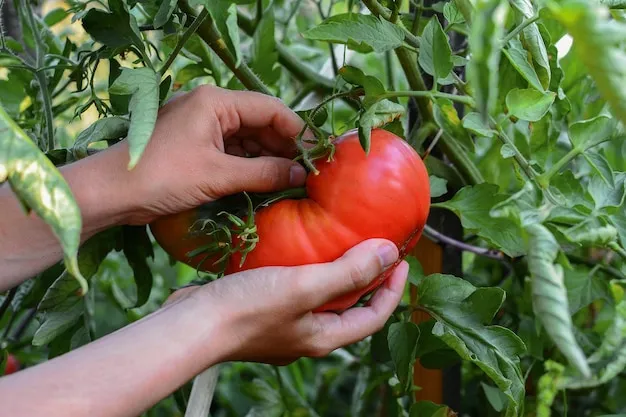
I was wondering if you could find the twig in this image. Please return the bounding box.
[159,9,207,75]
[181,2,272,95]
[423,225,507,261]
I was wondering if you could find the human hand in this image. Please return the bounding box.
[92,85,307,226]
[168,239,408,365]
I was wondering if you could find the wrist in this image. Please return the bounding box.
[61,143,137,234]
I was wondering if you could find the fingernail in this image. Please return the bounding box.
[289,164,307,186]
[377,244,398,269]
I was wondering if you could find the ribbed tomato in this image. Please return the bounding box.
[150,128,430,311]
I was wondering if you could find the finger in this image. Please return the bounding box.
[215,154,307,195]
[233,127,299,158]
[308,261,408,350]
[293,239,400,310]
[228,91,305,140]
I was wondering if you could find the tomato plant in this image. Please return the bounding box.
[151,128,430,311]
[2,0,626,416]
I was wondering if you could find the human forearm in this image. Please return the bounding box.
[0,143,136,290]
[0,292,224,417]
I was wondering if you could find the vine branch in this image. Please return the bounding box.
[423,225,507,261]
[181,2,272,95]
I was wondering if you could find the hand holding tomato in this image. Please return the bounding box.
[166,239,408,365]
[88,85,308,226]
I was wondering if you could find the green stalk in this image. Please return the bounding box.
[502,15,540,45]
[536,147,579,188]
[159,9,207,76]
[380,90,476,106]
[492,120,537,181]
[181,2,272,95]
[237,11,338,93]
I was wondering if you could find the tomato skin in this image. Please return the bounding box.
[150,128,430,311]
[4,354,20,375]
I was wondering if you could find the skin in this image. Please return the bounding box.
[0,85,409,417]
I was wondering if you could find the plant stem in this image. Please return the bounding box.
[385,51,395,91]
[181,2,272,95]
[438,132,485,185]
[609,242,626,262]
[492,120,537,180]
[21,0,55,151]
[537,147,579,187]
[380,90,476,106]
[0,288,17,324]
[567,253,625,280]
[502,14,540,45]
[159,9,207,76]
[394,48,431,121]
[411,0,423,35]
[423,225,507,261]
[237,11,340,94]
[360,0,420,48]
[390,0,402,23]
[394,48,483,185]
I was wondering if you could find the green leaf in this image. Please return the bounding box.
[562,217,618,247]
[585,152,615,188]
[434,184,526,256]
[503,39,544,92]
[562,300,626,389]
[154,0,178,29]
[418,18,453,83]
[568,115,615,151]
[251,6,281,86]
[526,223,591,377]
[588,172,626,212]
[433,98,475,153]
[0,107,86,292]
[388,322,420,393]
[406,256,425,287]
[429,175,448,198]
[509,0,551,89]
[34,229,119,346]
[302,13,406,53]
[339,65,386,98]
[462,112,496,137]
[409,401,452,417]
[44,8,68,27]
[357,100,405,154]
[189,1,242,66]
[444,1,466,26]
[416,274,525,416]
[481,382,508,412]
[564,267,613,314]
[549,0,626,127]
[122,226,154,308]
[505,88,556,121]
[72,117,130,159]
[175,63,210,86]
[467,0,509,122]
[81,4,144,54]
[109,67,160,169]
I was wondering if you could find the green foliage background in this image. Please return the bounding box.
[2,0,626,416]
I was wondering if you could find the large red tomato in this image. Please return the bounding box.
[150,128,430,311]
[3,354,20,375]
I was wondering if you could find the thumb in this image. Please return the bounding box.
[294,239,400,311]
[217,154,307,195]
